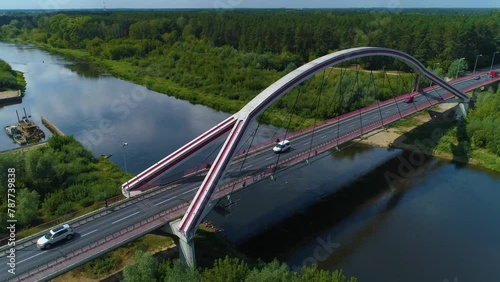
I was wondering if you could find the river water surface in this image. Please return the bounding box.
[1,42,500,282]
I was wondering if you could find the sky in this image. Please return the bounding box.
[0,0,499,10]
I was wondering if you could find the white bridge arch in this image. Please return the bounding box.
[122,47,468,243]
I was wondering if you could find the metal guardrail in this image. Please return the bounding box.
[6,202,190,282]
[0,181,182,257]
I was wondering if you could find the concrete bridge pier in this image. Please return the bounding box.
[454,100,469,119]
[162,219,196,267]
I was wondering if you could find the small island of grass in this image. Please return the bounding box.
[0,58,26,101]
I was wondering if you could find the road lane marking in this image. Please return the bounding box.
[303,142,309,145]
[265,156,274,160]
[18,251,48,264]
[81,229,98,237]
[112,211,140,225]
[182,187,198,195]
[155,196,177,206]
[320,135,327,139]
[244,165,253,169]
[348,124,355,128]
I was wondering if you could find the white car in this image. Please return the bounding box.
[37,224,74,249]
[273,140,291,153]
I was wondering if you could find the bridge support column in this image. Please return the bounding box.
[455,100,469,119]
[162,219,196,267]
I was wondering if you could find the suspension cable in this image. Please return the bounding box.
[370,69,385,127]
[355,62,364,134]
[385,69,403,118]
[307,67,332,159]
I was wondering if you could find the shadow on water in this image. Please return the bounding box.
[65,61,108,78]
[237,149,441,262]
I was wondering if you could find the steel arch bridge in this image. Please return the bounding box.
[122,47,468,265]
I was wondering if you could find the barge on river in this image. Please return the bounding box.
[4,108,45,145]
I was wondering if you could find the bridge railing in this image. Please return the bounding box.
[213,90,469,198]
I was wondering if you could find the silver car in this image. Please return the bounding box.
[37,224,74,249]
[273,140,291,153]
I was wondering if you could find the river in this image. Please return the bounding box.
[1,42,500,281]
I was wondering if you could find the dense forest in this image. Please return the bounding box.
[0,136,127,237]
[0,10,498,127]
[0,58,25,92]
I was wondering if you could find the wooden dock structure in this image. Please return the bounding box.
[41,115,65,136]
[0,90,21,104]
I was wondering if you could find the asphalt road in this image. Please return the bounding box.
[0,72,496,281]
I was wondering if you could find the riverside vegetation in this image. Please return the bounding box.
[1,9,500,280]
[0,58,25,93]
[1,9,497,166]
[0,135,129,238]
[3,9,499,128]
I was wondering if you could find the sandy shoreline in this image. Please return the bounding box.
[355,103,460,158]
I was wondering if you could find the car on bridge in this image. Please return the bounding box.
[404,95,414,103]
[37,224,74,249]
[273,140,291,153]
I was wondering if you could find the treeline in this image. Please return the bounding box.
[0,136,127,237]
[0,10,498,128]
[0,59,25,92]
[123,253,357,282]
[2,10,499,68]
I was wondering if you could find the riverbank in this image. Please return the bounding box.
[356,103,500,172]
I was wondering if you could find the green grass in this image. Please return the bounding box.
[393,111,500,172]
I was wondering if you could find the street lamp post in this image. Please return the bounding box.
[455,57,465,79]
[490,51,499,71]
[122,142,129,197]
[473,54,482,75]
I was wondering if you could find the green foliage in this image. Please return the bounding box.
[1,10,498,130]
[16,189,40,226]
[0,58,24,91]
[467,88,500,156]
[123,251,160,282]
[83,253,121,278]
[202,256,250,282]
[446,58,468,79]
[0,135,126,236]
[121,254,356,282]
[293,264,357,282]
[245,259,291,282]
[161,259,201,282]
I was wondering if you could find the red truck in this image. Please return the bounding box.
[490,70,499,78]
